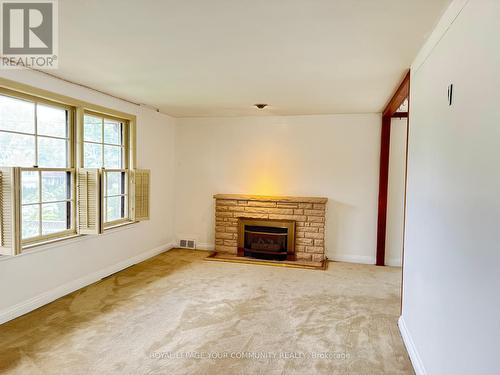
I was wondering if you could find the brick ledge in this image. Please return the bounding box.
[213,194,328,204]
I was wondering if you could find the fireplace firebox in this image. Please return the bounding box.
[237,218,296,261]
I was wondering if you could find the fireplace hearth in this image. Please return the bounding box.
[238,219,296,261]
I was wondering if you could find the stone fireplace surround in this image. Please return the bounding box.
[214,194,327,264]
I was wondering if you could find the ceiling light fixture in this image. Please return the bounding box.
[254,104,268,109]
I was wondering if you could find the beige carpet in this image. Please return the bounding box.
[0,249,413,375]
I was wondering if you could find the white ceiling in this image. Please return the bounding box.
[57,0,450,117]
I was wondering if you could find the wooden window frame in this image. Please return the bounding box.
[81,110,129,170]
[20,167,77,246]
[80,110,133,228]
[0,87,75,169]
[102,169,130,228]
[0,77,137,252]
[0,88,77,247]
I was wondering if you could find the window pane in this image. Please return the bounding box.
[104,120,122,145]
[84,115,102,142]
[42,202,69,235]
[106,196,124,222]
[22,171,39,204]
[0,95,35,133]
[106,171,125,196]
[42,171,70,202]
[0,132,36,167]
[37,104,67,138]
[104,145,122,168]
[38,137,68,168]
[84,142,102,168]
[22,205,40,239]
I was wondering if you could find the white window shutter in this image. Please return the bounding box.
[131,169,150,221]
[0,167,21,256]
[77,169,103,235]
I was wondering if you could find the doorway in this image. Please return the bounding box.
[385,110,409,267]
[376,71,410,267]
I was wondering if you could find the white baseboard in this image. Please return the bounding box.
[328,254,376,265]
[0,242,175,325]
[385,257,402,267]
[189,246,385,266]
[398,316,427,375]
[196,243,215,251]
[203,246,379,266]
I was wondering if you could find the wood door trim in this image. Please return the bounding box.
[376,71,410,266]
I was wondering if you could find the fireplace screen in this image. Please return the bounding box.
[238,219,295,261]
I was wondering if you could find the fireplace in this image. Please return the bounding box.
[214,194,327,264]
[237,218,296,261]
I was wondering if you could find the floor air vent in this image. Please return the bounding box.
[179,239,196,249]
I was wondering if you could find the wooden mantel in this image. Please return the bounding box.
[213,194,328,204]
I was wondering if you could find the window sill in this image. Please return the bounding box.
[102,220,139,233]
[22,233,81,251]
[0,221,140,262]
[0,234,85,261]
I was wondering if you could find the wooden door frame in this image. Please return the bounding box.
[376,71,410,266]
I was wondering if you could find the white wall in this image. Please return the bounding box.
[174,114,381,263]
[0,69,176,323]
[385,117,407,266]
[401,1,500,374]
